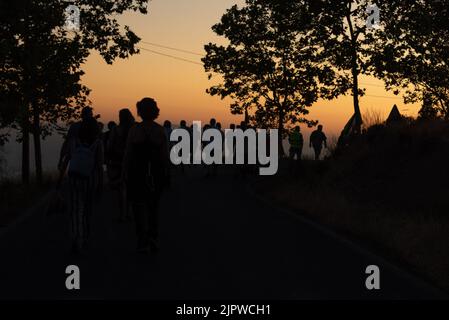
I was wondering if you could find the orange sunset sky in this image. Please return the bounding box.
[82,0,419,139]
[0,0,421,175]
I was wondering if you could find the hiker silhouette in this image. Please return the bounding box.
[107,108,135,222]
[65,113,104,254]
[163,120,174,152]
[122,98,170,253]
[238,121,253,178]
[310,125,328,161]
[103,121,117,165]
[289,126,304,161]
[177,120,191,173]
[58,107,94,177]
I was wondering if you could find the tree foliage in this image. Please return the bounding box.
[0,0,149,182]
[203,0,349,153]
[307,0,384,132]
[372,0,449,119]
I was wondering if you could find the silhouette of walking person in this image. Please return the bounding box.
[209,118,217,129]
[310,125,327,160]
[107,109,135,222]
[123,98,169,253]
[177,120,189,173]
[163,120,175,181]
[206,119,220,177]
[58,107,95,183]
[163,120,174,151]
[191,122,202,164]
[289,126,304,161]
[66,115,104,254]
[228,124,237,170]
[239,121,251,178]
[103,121,117,168]
[202,123,213,177]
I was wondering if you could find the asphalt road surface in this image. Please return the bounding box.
[0,167,445,300]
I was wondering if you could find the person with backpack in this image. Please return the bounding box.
[122,98,169,253]
[58,107,95,183]
[49,107,96,218]
[67,117,104,254]
[107,109,135,222]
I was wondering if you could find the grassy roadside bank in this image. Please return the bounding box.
[255,164,449,292]
[255,120,449,292]
[0,176,55,228]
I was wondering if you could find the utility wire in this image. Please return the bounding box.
[136,42,404,100]
[359,82,386,88]
[140,41,204,57]
[137,46,204,66]
[364,94,403,100]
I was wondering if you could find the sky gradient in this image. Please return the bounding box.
[0,0,420,176]
[82,0,418,137]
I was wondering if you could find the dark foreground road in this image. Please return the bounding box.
[0,167,445,300]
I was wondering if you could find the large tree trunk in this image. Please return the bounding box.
[32,104,43,185]
[351,58,362,133]
[347,12,363,134]
[22,120,30,184]
[244,107,249,125]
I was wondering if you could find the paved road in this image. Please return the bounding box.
[0,167,444,300]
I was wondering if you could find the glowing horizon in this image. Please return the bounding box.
[81,0,419,138]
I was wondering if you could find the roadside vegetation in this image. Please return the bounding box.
[257,118,449,291]
[0,174,54,228]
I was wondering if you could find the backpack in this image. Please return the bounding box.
[68,140,100,178]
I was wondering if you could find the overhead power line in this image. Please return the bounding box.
[364,94,403,100]
[140,41,204,57]
[135,42,406,102]
[359,82,385,88]
[137,47,204,66]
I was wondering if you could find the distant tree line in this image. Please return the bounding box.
[1,0,448,182]
[203,0,449,154]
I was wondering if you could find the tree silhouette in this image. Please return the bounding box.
[371,0,449,120]
[308,0,382,134]
[203,0,348,155]
[0,0,149,183]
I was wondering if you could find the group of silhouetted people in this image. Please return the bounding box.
[57,97,328,255]
[58,98,169,254]
[162,118,257,177]
[288,125,328,161]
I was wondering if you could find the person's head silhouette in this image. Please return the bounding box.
[79,117,99,145]
[210,118,217,127]
[164,120,172,129]
[119,108,134,126]
[180,120,187,128]
[107,121,117,131]
[136,98,159,121]
[81,106,93,121]
[295,126,300,132]
[98,122,104,133]
[318,125,323,132]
